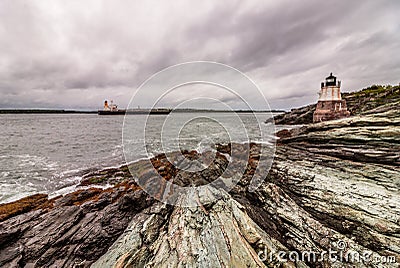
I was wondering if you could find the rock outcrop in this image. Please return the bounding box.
[0,181,153,267]
[274,84,400,125]
[0,105,399,267]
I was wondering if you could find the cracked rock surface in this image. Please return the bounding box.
[0,105,399,267]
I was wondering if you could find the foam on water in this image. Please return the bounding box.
[0,113,280,204]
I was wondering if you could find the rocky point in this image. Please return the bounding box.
[0,99,399,267]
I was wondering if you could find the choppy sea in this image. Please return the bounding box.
[0,112,289,203]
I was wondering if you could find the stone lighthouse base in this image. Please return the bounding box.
[313,100,350,123]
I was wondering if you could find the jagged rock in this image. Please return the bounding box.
[273,104,316,125]
[278,109,400,166]
[93,191,297,268]
[274,85,400,125]
[0,181,154,267]
[0,107,399,267]
[0,194,50,222]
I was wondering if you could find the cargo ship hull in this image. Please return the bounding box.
[98,109,171,115]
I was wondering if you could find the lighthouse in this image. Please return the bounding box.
[313,73,350,122]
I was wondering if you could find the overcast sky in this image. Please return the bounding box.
[0,0,399,110]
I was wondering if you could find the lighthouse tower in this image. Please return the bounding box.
[313,73,350,122]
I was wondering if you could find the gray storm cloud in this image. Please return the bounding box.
[0,0,399,110]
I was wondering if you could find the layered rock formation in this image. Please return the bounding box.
[274,84,399,125]
[0,104,399,267]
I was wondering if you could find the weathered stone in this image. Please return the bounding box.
[0,105,399,267]
[0,181,154,267]
[274,85,399,125]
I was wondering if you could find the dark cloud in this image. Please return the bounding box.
[0,0,399,110]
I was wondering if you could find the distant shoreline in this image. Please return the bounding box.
[0,109,285,114]
[0,109,97,114]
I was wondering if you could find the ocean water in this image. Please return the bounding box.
[0,113,282,203]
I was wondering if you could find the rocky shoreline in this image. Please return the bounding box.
[274,84,400,125]
[0,100,399,267]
